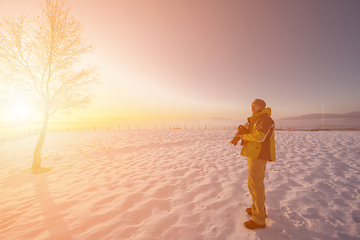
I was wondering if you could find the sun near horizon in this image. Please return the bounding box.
[1,0,360,128]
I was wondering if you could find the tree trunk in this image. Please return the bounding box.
[31,111,50,170]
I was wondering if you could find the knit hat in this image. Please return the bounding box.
[252,99,266,109]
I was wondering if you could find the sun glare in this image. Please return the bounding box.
[6,99,32,121]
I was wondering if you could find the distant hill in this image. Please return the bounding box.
[51,117,136,122]
[279,111,360,121]
[276,111,360,130]
[202,117,233,121]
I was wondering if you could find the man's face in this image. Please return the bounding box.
[251,103,263,115]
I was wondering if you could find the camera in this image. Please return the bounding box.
[230,125,249,146]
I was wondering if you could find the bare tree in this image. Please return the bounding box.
[0,0,100,173]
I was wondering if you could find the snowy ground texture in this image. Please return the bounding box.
[1,130,360,240]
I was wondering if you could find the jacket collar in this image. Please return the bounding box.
[248,107,272,123]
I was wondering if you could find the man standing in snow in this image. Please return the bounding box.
[232,99,276,229]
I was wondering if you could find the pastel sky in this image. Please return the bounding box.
[1,0,360,121]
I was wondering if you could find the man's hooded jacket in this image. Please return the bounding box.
[241,107,276,161]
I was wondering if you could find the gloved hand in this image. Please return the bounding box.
[230,125,248,146]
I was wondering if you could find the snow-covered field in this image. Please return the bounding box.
[1,130,360,240]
